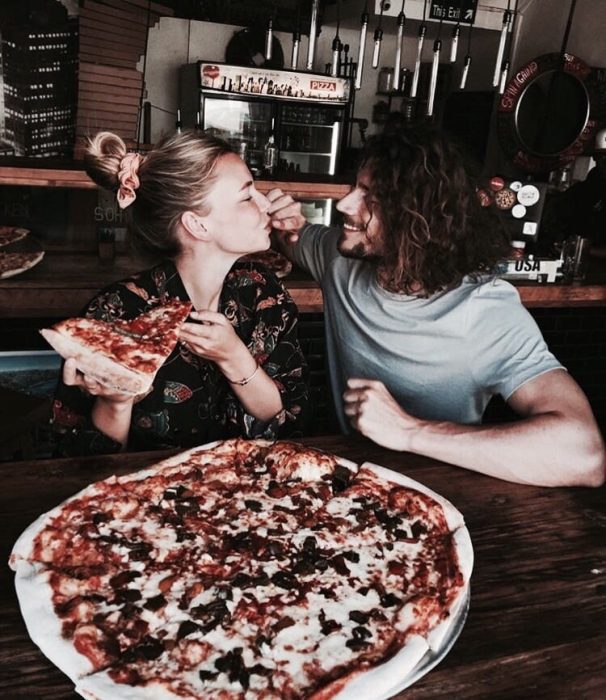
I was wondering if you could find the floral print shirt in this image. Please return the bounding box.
[51,259,309,456]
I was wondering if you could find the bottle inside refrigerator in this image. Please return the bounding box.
[179,62,351,177]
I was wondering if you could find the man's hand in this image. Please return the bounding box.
[343,378,419,452]
[266,188,305,245]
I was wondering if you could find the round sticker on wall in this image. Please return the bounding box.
[494,188,517,210]
[477,189,492,207]
[489,176,505,192]
[512,203,527,219]
[517,184,540,207]
[509,180,523,192]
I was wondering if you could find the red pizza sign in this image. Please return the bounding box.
[202,65,220,80]
[310,80,337,91]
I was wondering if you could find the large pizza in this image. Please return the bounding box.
[9,439,473,699]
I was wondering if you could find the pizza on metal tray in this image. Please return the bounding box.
[10,439,473,700]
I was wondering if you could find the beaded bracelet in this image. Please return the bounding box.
[227,362,260,386]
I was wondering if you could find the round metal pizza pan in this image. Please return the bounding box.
[0,230,45,279]
[384,587,471,698]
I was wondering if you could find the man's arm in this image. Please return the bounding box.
[344,370,606,487]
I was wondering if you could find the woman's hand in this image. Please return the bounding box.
[62,358,134,408]
[180,310,251,377]
[343,378,419,452]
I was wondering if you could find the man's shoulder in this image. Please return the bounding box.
[431,276,519,309]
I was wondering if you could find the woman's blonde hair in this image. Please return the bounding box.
[84,130,235,256]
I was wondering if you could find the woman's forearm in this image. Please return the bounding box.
[91,397,133,448]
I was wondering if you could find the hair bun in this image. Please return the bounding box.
[84,131,128,192]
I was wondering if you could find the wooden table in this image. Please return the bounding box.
[1,435,605,699]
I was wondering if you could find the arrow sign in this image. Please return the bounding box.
[430,1,477,25]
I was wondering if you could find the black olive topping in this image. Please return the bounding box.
[177,620,202,640]
[92,512,109,525]
[231,572,253,588]
[244,499,263,512]
[380,592,400,608]
[331,465,352,494]
[114,588,142,603]
[163,485,187,500]
[352,625,372,640]
[346,638,370,651]
[143,594,166,611]
[349,610,370,624]
[109,570,142,589]
[199,669,218,681]
[271,571,298,590]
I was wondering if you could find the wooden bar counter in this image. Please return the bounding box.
[2,166,606,316]
[1,250,606,318]
[1,434,605,698]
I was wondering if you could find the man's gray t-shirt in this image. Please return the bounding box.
[292,224,563,432]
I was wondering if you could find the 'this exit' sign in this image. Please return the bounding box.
[430,0,477,24]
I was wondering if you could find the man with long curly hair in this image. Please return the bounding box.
[270,123,605,488]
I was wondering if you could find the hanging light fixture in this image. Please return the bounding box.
[371,0,386,69]
[306,0,320,70]
[331,0,342,77]
[449,0,463,62]
[493,1,512,87]
[411,0,429,98]
[291,0,301,68]
[459,10,475,89]
[427,17,443,117]
[392,1,406,92]
[354,2,369,90]
[265,18,273,61]
[499,0,520,94]
[450,24,460,62]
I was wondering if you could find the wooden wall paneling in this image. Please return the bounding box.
[77,112,140,126]
[79,16,148,44]
[78,82,141,100]
[76,2,165,148]
[80,3,160,29]
[78,106,141,123]
[111,0,174,16]
[79,63,143,88]
[79,40,145,63]
[79,24,147,53]
[79,53,139,70]
[79,90,142,107]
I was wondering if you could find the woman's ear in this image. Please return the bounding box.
[181,211,211,241]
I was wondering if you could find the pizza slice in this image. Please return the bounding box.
[0,225,29,247]
[0,250,45,279]
[240,248,293,278]
[40,299,193,395]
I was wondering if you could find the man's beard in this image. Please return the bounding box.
[337,232,382,261]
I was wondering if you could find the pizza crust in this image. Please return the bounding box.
[14,564,95,682]
[0,249,45,279]
[40,327,152,395]
[77,673,184,700]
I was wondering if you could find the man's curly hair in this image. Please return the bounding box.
[360,123,509,296]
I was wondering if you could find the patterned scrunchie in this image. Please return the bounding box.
[116,153,143,209]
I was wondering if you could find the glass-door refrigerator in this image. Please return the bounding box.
[179,62,351,178]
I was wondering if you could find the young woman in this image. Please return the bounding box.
[51,130,309,456]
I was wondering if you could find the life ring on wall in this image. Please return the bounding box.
[497,53,599,173]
